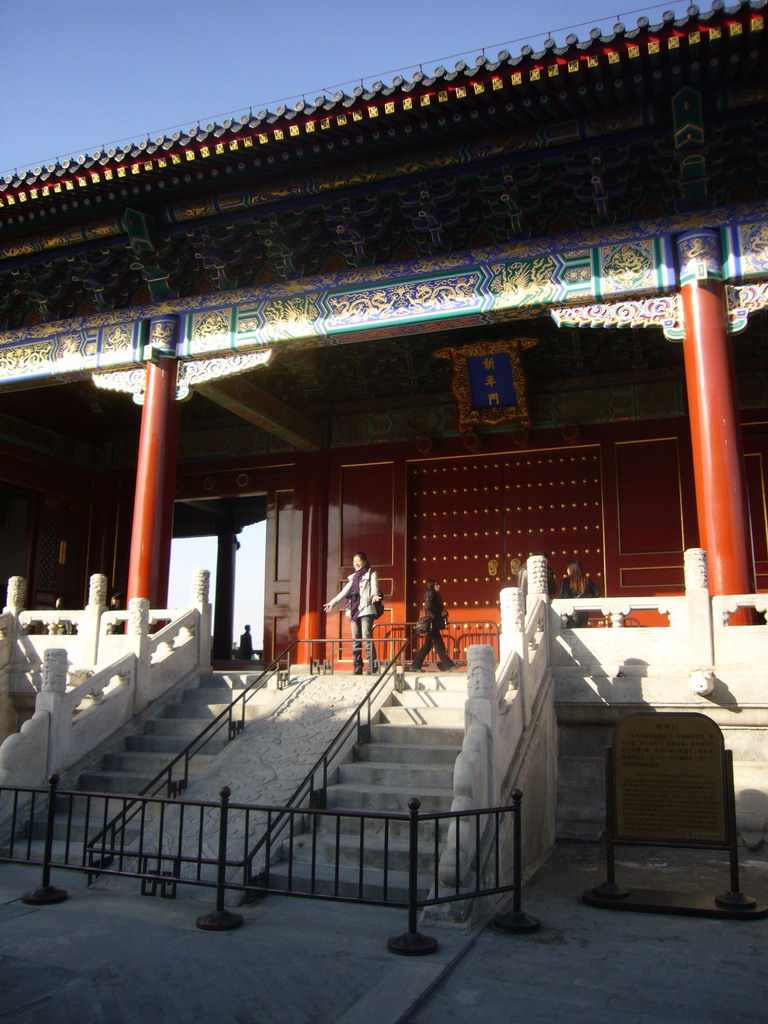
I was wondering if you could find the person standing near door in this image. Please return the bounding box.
[559,559,602,627]
[324,551,382,674]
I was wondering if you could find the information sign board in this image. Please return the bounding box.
[614,712,726,843]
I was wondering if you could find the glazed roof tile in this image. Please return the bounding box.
[1,0,765,213]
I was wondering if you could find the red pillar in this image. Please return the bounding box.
[127,354,180,606]
[678,230,754,596]
[299,455,329,646]
[155,385,181,608]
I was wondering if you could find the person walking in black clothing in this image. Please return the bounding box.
[411,579,455,672]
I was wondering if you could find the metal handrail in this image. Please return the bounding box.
[373,619,500,663]
[243,639,408,883]
[85,642,301,860]
[85,636,404,864]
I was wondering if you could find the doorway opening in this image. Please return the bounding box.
[233,520,266,658]
[168,495,267,660]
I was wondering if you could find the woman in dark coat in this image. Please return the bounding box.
[559,560,602,627]
[411,579,455,672]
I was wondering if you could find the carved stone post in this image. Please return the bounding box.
[684,547,714,688]
[85,573,108,668]
[4,576,26,615]
[499,586,528,727]
[127,597,151,712]
[192,569,212,671]
[2,577,27,740]
[465,644,498,806]
[527,554,549,597]
[35,649,69,776]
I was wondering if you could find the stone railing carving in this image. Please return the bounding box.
[0,612,14,738]
[0,570,213,792]
[438,590,552,888]
[712,594,768,668]
[0,710,50,825]
[36,648,136,777]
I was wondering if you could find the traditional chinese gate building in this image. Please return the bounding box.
[0,1,766,659]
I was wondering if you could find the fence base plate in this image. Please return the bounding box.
[196,909,244,931]
[489,910,541,933]
[387,930,439,956]
[22,885,68,905]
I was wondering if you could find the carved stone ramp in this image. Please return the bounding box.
[178,671,378,807]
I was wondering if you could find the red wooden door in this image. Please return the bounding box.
[31,495,92,608]
[407,447,604,618]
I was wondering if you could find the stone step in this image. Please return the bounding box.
[402,672,467,694]
[324,781,454,814]
[182,683,276,705]
[338,761,454,790]
[389,690,465,710]
[377,705,465,728]
[258,856,422,902]
[281,830,436,875]
[2,835,91,865]
[182,686,247,702]
[369,722,464,747]
[354,741,459,766]
[124,732,229,755]
[53,793,112,818]
[101,749,218,775]
[204,670,269,686]
[142,717,219,737]
[309,808,451,842]
[30,807,147,844]
[160,701,262,720]
[78,770,161,794]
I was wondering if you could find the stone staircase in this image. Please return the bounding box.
[77,670,277,793]
[15,670,279,860]
[266,670,467,900]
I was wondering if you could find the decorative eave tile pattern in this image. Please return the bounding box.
[0,1,764,215]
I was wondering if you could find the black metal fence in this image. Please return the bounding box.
[0,776,536,950]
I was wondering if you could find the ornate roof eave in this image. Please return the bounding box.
[1,1,764,216]
[2,201,768,393]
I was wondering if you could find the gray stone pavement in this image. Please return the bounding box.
[1,841,766,1024]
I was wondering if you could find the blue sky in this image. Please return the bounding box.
[2,0,696,176]
[2,0,697,639]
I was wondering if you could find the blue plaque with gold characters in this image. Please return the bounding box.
[435,339,536,433]
[467,352,518,411]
